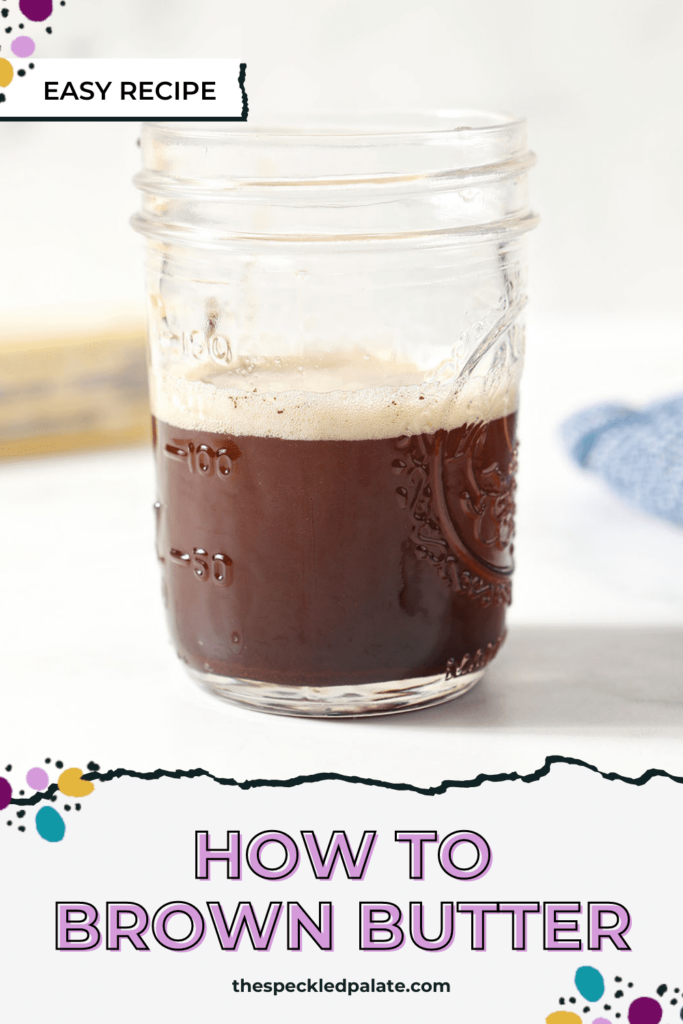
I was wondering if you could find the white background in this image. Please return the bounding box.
[1,6,683,1022]
[1,0,682,320]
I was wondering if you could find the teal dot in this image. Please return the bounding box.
[575,966,605,1002]
[36,805,65,842]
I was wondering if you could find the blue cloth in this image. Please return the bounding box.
[561,396,683,527]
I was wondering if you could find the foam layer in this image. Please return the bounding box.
[149,355,519,441]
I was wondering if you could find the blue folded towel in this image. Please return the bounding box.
[561,396,683,527]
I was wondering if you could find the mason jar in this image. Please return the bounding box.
[132,111,537,718]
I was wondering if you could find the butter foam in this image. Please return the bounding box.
[149,353,519,441]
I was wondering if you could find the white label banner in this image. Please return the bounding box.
[0,58,247,120]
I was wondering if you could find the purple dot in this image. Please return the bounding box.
[0,777,12,810]
[18,0,52,21]
[628,997,662,1024]
[26,766,49,790]
[11,34,34,56]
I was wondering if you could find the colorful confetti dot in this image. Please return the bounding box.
[576,968,606,1003]
[58,767,94,798]
[19,0,52,21]
[0,57,13,87]
[35,805,65,842]
[592,1019,611,1024]
[628,998,662,1024]
[11,34,34,56]
[0,777,12,810]
[547,1014,582,1024]
[26,766,49,790]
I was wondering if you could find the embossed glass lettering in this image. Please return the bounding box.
[164,439,235,479]
[212,553,233,587]
[168,546,233,587]
[393,420,515,608]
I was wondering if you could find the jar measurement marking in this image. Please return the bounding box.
[159,330,232,367]
[164,438,239,478]
[169,547,233,587]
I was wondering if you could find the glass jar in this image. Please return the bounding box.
[133,111,537,718]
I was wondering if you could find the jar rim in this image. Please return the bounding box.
[145,109,525,143]
[135,109,536,247]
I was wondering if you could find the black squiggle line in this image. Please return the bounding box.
[238,63,248,120]
[9,755,683,807]
[11,783,60,807]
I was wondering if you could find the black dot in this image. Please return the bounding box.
[672,999,678,1005]
[64,805,71,812]
[676,989,680,994]
[615,977,622,982]
[75,803,81,811]
[17,810,25,818]
[0,94,5,103]
[87,762,100,772]
[583,1009,590,1014]
[60,1,65,4]
[4,765,11,772]
[18,826,25,832]
[46,25,51,32]
[18,21,23,27]
[659,986,669,997]
[559,998,565,1005]
[50,795,57,802]
[628,983,633,988]
[1,8,8,16]
[616,1015,621,1020]
[18,68,25,76]
[55,761,63,769]
[615,990,624,998]
[19,790,24,795]
[28,63,34,69]
[604,1006,611,1012]
[569,998,576,1004]
[4,26,11,33]
[45,758,51,764]
[6,820,12,825]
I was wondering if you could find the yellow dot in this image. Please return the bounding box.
[0,58,14,88]
[58,767,95,798]
[546,1013,582,1024]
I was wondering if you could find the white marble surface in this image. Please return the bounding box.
[1,316,682,783]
